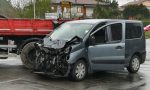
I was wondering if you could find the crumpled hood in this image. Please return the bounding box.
[43,37,67,49]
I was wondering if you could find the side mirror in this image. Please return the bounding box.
[68,36,82,45]
[89,35,95,45]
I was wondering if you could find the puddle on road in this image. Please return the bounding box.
[84,72,146,90]
[0,71,147,90]
[0,79,67,90]
[0,57,149,90]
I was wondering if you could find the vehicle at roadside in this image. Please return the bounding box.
[144,25,150,31]
[22,19,146,81]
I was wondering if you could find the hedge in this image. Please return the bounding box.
[142,20,150,26]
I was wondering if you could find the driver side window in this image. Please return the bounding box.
[92,27,108,44]
[91,23,122,45]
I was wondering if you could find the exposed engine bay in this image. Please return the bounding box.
[34,36,82,77]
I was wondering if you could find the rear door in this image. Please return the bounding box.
[88,22,125,70]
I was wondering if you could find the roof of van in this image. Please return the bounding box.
[68,19,142,24]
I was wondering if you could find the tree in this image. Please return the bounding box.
[123,4,150,19]
[0,0,20,18]
[110,0,118,8]
[109,0,121,18]
[19,0,51,19]
[93,0,121,19]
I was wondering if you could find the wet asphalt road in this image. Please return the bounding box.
[0,40,150,90]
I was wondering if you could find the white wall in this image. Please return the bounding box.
[86,7,94,18]
[55,5,94,18]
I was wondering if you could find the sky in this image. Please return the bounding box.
[117,0,134,6]
[11,0,134,6]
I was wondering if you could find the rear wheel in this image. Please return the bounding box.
[21,42,36,69]
[127,55,140,73]
[0,50,8,59]
[69,60,87,81]
[0,57,8,59]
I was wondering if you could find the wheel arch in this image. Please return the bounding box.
[132,52,143,64]
[78,57,89,67]
[72,57,91,74]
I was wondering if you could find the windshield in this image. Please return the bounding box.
[50,23,94,40]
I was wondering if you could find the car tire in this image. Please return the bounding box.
[127,55,140,73]
[69,60,87,81]
[0,57,8,59]
[0,52,8,59]
[21,42,36,69]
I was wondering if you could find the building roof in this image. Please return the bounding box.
[121,0,149,7]
[0,0,18,18]
[51,0,106,5]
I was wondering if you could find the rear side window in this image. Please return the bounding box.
[126,23,142,39]
[110,23,122,41]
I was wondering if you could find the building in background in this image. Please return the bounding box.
[50,0,106,19]
[120,0,150,11]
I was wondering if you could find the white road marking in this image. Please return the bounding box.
[0,78,22,84]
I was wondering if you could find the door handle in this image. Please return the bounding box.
[115,46,124,49]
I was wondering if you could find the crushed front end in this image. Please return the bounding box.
[33,36,81,77]
[34,47,71,77]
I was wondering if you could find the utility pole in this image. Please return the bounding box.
[33,0,36,19]
[70,2,72,19]
[75,0,78,16]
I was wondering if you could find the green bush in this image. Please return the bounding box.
[145,31,150,39]
[123,4,150,19]
[142,20,150,26]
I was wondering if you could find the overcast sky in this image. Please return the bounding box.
[117,0,134,6]
[11,0,134,6]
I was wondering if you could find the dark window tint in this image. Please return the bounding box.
[93,27,108,44]
[126,23,142,39]
[110,23,122,41]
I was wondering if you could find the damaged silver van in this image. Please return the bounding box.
[22,19,146,81]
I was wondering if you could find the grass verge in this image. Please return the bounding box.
[145,31,150,39]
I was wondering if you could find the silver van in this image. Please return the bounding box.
[22,19,146,81]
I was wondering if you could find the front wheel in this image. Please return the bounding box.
[21,42,36,69]
[127,55,140,73]
[69,60,87,81]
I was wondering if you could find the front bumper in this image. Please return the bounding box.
[33,64,71,77]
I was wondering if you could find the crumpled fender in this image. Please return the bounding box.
[67,48,87,64]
